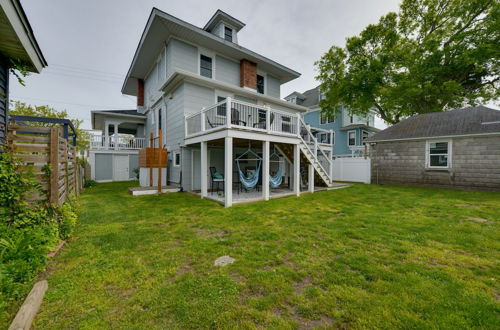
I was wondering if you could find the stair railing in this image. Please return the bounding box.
[298,118,333,181]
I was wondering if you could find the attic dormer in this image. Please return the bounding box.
[203,9,245,44]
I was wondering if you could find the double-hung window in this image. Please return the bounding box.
[348,131,356,146]
[320,112,334,124]
[224,26,233,42]
[257,75,264,94]
[426,141,451,168]
[200,55,213,78]
[173,151,181,167]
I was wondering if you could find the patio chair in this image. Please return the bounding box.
[253,112,274,129]
[209,166,224,195]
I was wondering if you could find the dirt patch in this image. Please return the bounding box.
[293,276,313,294]
[465,217,492,223]
[455,203,482,209]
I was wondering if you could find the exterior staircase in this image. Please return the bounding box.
[276,119,334,188]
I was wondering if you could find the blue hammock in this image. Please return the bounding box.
[236,148,262,190]
[269,149,284,188]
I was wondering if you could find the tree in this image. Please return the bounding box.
[316,0,500,124]
[9,101,89,151]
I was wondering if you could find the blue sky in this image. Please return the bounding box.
[11,0,408,129]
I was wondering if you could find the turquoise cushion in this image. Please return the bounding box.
[213,172,223,179]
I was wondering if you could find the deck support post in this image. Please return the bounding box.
[262,140,270,201]
[308,163,314,193]
[201,141,208,198]
[293,144,300,196]
[224,137,233,207]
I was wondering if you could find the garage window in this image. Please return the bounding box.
[426,140,451,168]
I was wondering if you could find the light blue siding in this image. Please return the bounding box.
[267,75,280,98]
[215,55,239,86]
[167,39,198,80]
[234,95,257,104]
[303,108,378,156]
[183,82,215,115]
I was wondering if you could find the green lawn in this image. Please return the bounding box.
[29,182,499,329]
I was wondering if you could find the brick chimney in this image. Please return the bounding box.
[137,79,144,107]
[240,59,257,90]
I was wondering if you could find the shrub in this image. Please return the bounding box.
[0,153,80,314]
[84,179,97,188]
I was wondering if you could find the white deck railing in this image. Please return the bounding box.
[185,98,303,138]
[298,118,334,178]
[90,134,146,150]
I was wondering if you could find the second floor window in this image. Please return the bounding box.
[224,27,233,42]
[257,75,264,94]
[200,55,212,78]
[320,112,334,124]
[216,96,226,116]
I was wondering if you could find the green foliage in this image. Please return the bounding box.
[9,59,30,86]
[9,101,90,152]
[316,0,500,124]
[0,154,79,318]
[83,179,97,188]
[133,167,140,179]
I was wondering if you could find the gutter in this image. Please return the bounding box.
[367,131,500,143]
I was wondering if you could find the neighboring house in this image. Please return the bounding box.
[121,8,336,206]
[88,109,146,182]
[285,86,379,156]
[367,106,500,191]
[0,0,46,146]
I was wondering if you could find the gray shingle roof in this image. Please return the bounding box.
[297,86,320,108]
[366,106,500,142]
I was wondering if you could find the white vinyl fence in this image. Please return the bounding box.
[332,157,371,184]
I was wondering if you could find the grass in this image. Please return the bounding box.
[22,182,500,329]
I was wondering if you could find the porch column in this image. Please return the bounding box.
[308,163,314,193]
[113,123,118,150]
[224,137,233,207]
[262,141,270,200]
[293,144,300,196]
[104,122,109,149]
[200,141,208,198]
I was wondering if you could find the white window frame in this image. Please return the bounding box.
[320,111,335,124]
[214,90,233,118]
[347,130,356,146]
[173,151,181,167]
[198,48,215,79]
[361,130,369,143]
[426,140,452,169]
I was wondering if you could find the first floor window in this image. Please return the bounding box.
[173,151,181,167]
[427,141,451,168]
[216,96,226,116]
[348,131,356,146]
[362,130,369,142]
[257,75,264,94]
[200,55,212,78]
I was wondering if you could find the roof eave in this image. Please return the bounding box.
[121,8,300,95]
[0,0,47,72]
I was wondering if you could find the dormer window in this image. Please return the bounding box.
[257,75,264,94]
[224,26,233,42]
[200,55,213,78]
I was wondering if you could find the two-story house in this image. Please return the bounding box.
[286,86,380,157]
[120,9,339,207]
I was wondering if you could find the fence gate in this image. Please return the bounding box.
[332,157,371,184]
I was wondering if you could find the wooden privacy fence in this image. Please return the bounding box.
[7,123,83,205]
